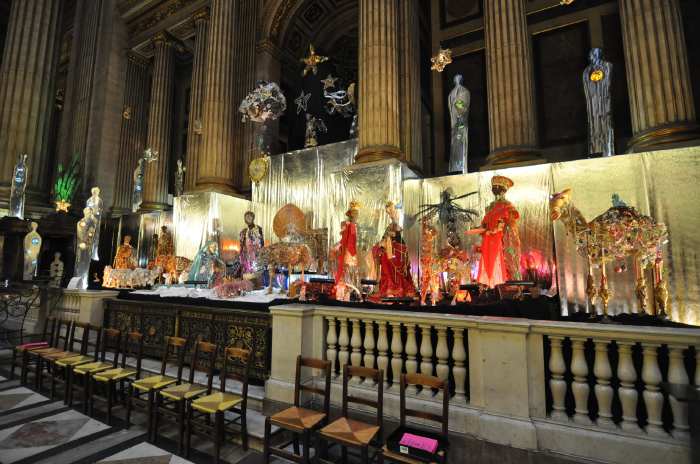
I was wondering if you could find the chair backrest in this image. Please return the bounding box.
[400,373,449,440]
[69,322,96,355]
[190,341,218,393]
[160,336,187,380]
[98,328,122,368]
[55,319,73,350]
[120,331,144,375]
[39,316,56,343]
[294,355,332,417]
[342,365,383,433]
[221,348,252,411]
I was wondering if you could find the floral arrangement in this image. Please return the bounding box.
[52,155,80,212]
[239,81,287,123]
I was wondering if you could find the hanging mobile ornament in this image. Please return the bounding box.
[300,43,328,77]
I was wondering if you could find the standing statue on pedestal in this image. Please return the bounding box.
[467,176,522,288]
[49,252,64,287]
[333,201,361,301]
[73,207,97,290]
[23,222,42,281]
[175,159,185,197]
[583,48,614,157]
[132,158,145,212]
[240,211,264,275]
[304,114,327,148]
[448,75,470,174]
[86,187,103,260]
[10,154,28,219]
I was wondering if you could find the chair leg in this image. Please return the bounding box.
[146,391,154,443]
[214,411,223,464]
[341,445,347,464]
[125,385,133,429]
[64,368,71,405]
[177,400,185,455]
[185,403,193,460]
[10,349,17,380]
[302,429,311,464]
[263,416,271,464]
[361,446,369,464]
[88,378,95,417]
[107,381,114,425]
[35,358,43,391]
[83,375,90,414]
[152,394,161,445]
[293,434,300,455]
[241,412,248,451]
[50,364,57,399]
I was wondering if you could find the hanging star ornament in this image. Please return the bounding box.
[300,43,328,77]
[295,90,311,114]
[320,74,338,90]
[430,48,453,72]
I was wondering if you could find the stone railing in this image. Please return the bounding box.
[267,304,699,464]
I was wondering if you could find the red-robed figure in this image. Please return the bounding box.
[372,202,416,298]
[467,175,522,288]
[334,201,361,300]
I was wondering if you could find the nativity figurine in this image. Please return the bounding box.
[372,201,416,299]
[240,211,264,276]
[333,201,361,301]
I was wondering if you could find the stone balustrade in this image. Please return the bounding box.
[267,304,699,464]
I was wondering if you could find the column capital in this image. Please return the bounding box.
[126,50,150,67]
[152,31,175,47]
[192,7,209,23]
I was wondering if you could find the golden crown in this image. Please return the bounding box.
[491,175,514,190]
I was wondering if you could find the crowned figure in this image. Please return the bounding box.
[113,235,135,270]
[372,201,416,298]
[240,211,264,275]
[334,201,361,300]
[468,175,522,288]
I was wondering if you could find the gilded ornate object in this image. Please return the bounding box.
[122,105,132,120]
[248,156,270,185]
[430,48,452,72]
[320,74,338,89]
[300,43,328,77]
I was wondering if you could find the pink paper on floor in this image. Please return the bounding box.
[399,433,438,453]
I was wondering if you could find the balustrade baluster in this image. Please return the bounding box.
[667,344,690,438]
[350,318,363,383]
[549,336,568,421]
[571,337,591,424]
[592,338,614,428]
[435,326,450,387]
[419,324,434,397]
[362,320,376,385]
[641,343,666,436]
[617,342,641,432]
[389,321,404,390]
[338,318,349,377]
[376,321,390,388]
[452,327,467,403]
[405,324,419,394]
[695,347,700,386]
[326,317,338,378]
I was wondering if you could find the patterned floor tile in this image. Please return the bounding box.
[98,442,196,464]
[0,409,110,463]
[0,387,46,412]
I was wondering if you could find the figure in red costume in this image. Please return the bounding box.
[467,175,522,288]
[372,201,416,298]
[334,201,361,300]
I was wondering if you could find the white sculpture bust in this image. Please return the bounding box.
[49,252,64,287]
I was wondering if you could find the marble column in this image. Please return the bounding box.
[197,0,237,194]
[620,0,699,151]
[483,0,542,168]
[398,0,423,170]
[0,0,63,205]
[356,0,402,163]
[142,33,175,210]
[184,9,209,193]
[112,53,151,214]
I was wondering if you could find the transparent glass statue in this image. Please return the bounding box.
[9,154,28,219]
[73,207,97,290]
[448,75,470,174]
[583,48,615,157]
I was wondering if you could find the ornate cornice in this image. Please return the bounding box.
[129,0,198,36]
[270,0,298,41]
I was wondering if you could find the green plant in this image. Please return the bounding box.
[53,155,80,203]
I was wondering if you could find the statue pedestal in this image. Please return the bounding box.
[0,217,29,282]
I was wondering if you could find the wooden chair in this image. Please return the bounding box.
[126,336,187,441]
[263,355,332,464]
[89,331,144,425]
[318,365,384,464]
[379,373,450,464]
[70,328,122,413]
[23,318,72,390]
[10,316,55,381]
[187,347,252,463]
[154,340,218,454]
[44,322,99,400]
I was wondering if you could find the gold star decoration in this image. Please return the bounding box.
[430,48,452,72]
[321,74,338,89]
[300,43,328,77]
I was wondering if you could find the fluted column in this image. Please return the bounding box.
[398,0,422,169]
[483,0,542,168]
[356,0,402,163]
[142,33,174,210]
[0,0,62,205]
[620,0,699,151]
[184,9,209,193]
[112,54,151,214]
[197,0,237,193]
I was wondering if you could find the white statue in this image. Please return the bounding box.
[49,252,64,287]
[583,48,614,157]
[86,186,103,260]
[448,74,470,174]
[175,159,185,196]
[73,207,97,290]
[132,158,145,212]
[10,154,28,219]
[23,222,42,281]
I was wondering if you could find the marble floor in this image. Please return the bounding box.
[97,442,196,464]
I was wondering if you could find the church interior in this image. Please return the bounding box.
[0,1,699,463]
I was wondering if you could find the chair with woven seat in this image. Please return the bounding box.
[44,322,99,401]
[126,335,187,440]
[186,347,252,463]
[154,340,218,454]
[10,316,56,381]
[70,328,122,412]
[89,331,144,425]
[263,355,332,464]
[22,318,72,389]
[318,365,384,464]
[379,373,449,464]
